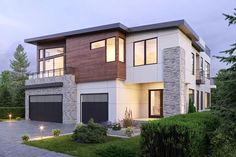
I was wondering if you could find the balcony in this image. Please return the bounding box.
[27,67,75,80]
[196,69,205,84]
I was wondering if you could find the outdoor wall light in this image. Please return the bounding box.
[39,125,44,138]
[8,114,12,120]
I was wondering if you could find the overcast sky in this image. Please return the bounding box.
[0,0,236,76]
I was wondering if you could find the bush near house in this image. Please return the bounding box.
[141,112,219,157]
[72,119,107,143]
[0,107,24,119]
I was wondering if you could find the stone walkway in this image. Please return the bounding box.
[0,120,75,157]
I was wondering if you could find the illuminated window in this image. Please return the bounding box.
[134,38,157,66]
[39,50,44,59]
[39,61,43,72]
[146,39,157,64]
[106,37,115,62]
[119,38,124,62]
[134,41,145,66]
[189,89,194,103]
[91,40,105,49]
[45,48,64,57]
[204,92,210,108]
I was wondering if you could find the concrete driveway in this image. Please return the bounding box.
[0,120,75,157]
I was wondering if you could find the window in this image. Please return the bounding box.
[205,61,210,79]
[39,50,44,59]
[146,39,157,64]
[134,41,145,66]
[45,48,64,57]
[119,38,125,62]
[106,37,116,62]
[134,38,157,66]
[189,89,194,103]
[204,92,210,108]
[38,47,65,77]
[149,89,163,118]
[91,40,105,49]
[200,57,203,70]
[200,91,203,110]
[191,53,195,75]
[197,90,199,111]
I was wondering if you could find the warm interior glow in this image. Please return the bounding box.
[91,40,105,49]
[146,38,157,64]
[106,37,116,62]
[134,41,145,66]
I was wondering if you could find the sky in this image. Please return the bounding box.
[0,0,236,76]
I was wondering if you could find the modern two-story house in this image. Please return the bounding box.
[24,20,211,124]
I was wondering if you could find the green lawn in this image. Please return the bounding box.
[25,135,141,157]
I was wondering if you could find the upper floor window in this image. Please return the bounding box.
[39,49,44,59]
[200,57,203,70]
[119,38,125,62]
[191,53,195,75]
[205,61,210,79]
[91,40,105,49]
[45,47,64,57]
[106,37,115,62]
[134,38,157,66]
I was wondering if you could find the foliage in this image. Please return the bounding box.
[0,71,13,107]
[95,144,136,157]
[22,135,30,142]
[52,129,61,137]
[141,112,219,157]
[16,117,22,120]
[211,8,236,156]
[125,127,134,137]
[123,108,133,128]
[188,99,196,113]
[112,122,121,131]
[0,107,25,119]
[25,135,141,157]
[72,119,107,143]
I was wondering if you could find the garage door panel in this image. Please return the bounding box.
[81,94,108,124]
[29,95,62,123]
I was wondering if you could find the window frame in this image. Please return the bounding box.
[191,53,195,75]
[133,37,158,67]
[105,37,116,62]
[148,89,163,118]
[38,46,65,73]
[205,61,210,79]
[118,37,125,62]
[189,88,195,103]
[90,39,106,50]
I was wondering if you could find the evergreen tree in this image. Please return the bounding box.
[0,71,13,106]
[10,44,30,106]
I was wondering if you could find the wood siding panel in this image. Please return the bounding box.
[66,31,126,83]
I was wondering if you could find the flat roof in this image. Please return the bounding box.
[25,20,207,52]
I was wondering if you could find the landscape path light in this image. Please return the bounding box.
[39,125,44,139]
[8,114,12,121]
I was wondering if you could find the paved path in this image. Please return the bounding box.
[0,120,75,157]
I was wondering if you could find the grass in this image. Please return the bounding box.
[25,135,141,157]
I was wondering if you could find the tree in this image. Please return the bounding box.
[10,44,30,106]
[0,71,13,107]
[211,8,236,157]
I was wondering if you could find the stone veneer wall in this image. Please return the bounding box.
[25,75,77,124]
[163,46,185,117]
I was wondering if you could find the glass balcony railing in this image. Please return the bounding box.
[27,67,75,79]
[196,69,205,84]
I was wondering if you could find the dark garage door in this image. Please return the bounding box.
[29,95,62,123]
[81,94,108,123]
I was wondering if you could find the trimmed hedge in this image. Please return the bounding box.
[141,112,219,157]
[0,107,25,119]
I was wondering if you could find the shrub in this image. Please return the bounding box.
[95,144,136,157]
[72,119,107,143]
[16,117,21,120]
[0,107,24,119]
[188,100,196,113]
[21,135,29,142]
[52,129,61,137]
[125,127,134,137]
[112,122,121,131]
[123,108,133,128]
[141,112,219,157]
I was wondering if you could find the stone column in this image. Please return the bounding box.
[163,46,185,117]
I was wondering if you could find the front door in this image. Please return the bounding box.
[149,90,163,118]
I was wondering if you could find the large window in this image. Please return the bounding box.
[149,89,163,118]
[119,38,125,62]
[134,38,157,66]
[106,37,116,62]
[38,47,65,77]
[205,61,210,79]
[191,53,195,75]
